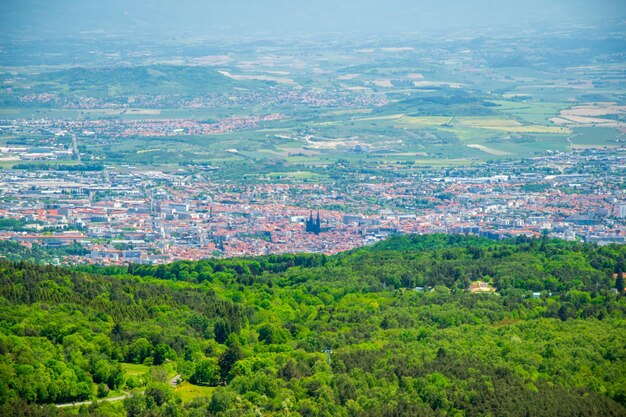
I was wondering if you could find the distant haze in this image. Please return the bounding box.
[1,0,625,40]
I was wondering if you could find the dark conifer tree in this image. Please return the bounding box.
[218,343,243,382]
[616,261,624,294]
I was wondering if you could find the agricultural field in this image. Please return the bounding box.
[1,29,624,173]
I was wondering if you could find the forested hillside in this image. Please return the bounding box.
[1,235,625,416]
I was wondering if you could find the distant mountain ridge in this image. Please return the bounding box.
[27,65,272,97]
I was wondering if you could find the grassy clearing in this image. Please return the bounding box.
[122,363,150,378]
[174,382,215,403]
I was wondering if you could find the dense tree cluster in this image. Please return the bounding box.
[0,234,625,416]
[0,240,89,263]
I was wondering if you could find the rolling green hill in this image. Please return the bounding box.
[0,235,625,416]
[25,65,274,98]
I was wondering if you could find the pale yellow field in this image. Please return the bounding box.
[190,55,233,66]
[491,125,570,133]
[397,116,454,126]
[455,117,522,128]
[455,117,570,133]
[351,114,405,122]
[566,104,626,116]
[337,73,361,80]
[466,144,513,156]
[218,70,297,85]
[312,114,569,135]
[136,149,162,154]
[396,116,566,133]
[552,115,623,127]
[373,79,394,88]
[549,117,572,125]
[551,103,626,128]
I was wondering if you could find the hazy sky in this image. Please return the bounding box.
[1,0,625,40]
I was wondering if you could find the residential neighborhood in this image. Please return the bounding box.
[1,145,623,265]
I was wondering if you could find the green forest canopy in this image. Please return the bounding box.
[0,234,625,416]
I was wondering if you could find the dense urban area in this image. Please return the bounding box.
[0,145,625,265]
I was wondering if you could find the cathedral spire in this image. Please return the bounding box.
[305,211,321,234]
